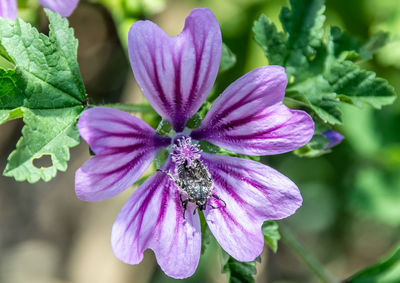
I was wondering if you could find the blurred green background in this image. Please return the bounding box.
[0,0,399,282]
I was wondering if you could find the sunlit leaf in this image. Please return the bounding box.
[0,10,86,182]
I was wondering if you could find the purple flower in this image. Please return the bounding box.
[0,0,78,19]
[75,8,315,279]
[323,130,344,149]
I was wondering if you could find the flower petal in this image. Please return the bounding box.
[38,0,79,17]
[111,162,201,279]
[192,101,314,155]
[201,153,302,261]
[323,130,344,149]
[0,0,17,20]
[75,108,170,201]
[129,8,222,132]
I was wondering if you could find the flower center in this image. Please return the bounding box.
[171,137,201,168]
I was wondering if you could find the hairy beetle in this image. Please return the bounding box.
[158,159,226,218]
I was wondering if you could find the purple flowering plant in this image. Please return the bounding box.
[0,0,397,281]
[75,9,314,278]
[0,0,79,19]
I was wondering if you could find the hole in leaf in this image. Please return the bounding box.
[32,154,53,169]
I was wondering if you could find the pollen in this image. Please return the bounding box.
[171,137,202,168]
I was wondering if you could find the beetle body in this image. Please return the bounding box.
[158,136,226,217]
[158,159,225,217]
[176,159,213,210]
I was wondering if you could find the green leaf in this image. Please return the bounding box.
[154,148,169,170]
[134,175,150,186]
[4,107,82,182]
[0,11,86,109]
[346,244,400,283]
[279,0,326,79]
[330,26,364,61]
[294,118,333,157]
[287,58,396,124]
[155,119,172,136]
[295,134,331,157]
[325,60,396,109]
[252,0,396,160]
[332,27,389,61]
[287,76,342,125]
[222,251,258,283]
[0,10,86,182]
[262,220,281,253]
[219,43,236,73]
[252,14,287,65]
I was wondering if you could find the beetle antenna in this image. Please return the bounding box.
[157,169,177,181]
[211,194,226,208]
[179,194,189,219]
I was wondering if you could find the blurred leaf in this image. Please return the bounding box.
[352,168,400,226]
[186,113,203,129]
[0,10,86,182]
[341,105,380,157]
[294,114,338,157]
[155,119,172,136]
[134,175,150,186]
[362,31,389,58]
[219,43,237,73]
[253,14,287,65]
[199,140,220,154]
[262,220,281,253]
[198,140,260,161]
[218,147,261,161]
[154,148,169,170]
[101,103,157,114]
[346,244,400,283]
[330,28,389,60]
[295,134,331,157]
[331,26,363,60]
[222,251,258,283]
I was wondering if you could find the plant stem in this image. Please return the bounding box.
[96,103,157,114]
[280,224,338,283]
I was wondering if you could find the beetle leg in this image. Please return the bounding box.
[157,169,185,190]
[207,203,218,209]
[180,194,189,219]
[212,194,227,208]
[157,169,177,182]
